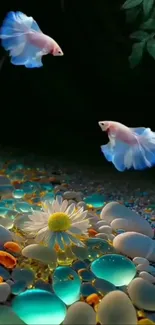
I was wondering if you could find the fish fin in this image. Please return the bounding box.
[130,127,149,135]
[0,11,43,68]
[101,142,114,162]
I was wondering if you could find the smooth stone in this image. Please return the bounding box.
[139,271,155,284]
[52,266,81,305]
[98,225,112,234]
[0,225,12,245]
[101,202,153,238]
[11,268,35,286]
[86,238,115,261]
[76,201,87,208]
[0,216,14,229]
[146,266,155,275]
[113,232,155,262]
[63,191,78,200]
[96,220,109,227]
[72,260,88,271]
[0,265,10,280]
[0,282,11,302]
[22,244,57,264]
[0,305,26,324]
[128,278,155,311]
[93,278,116,295]
[136,264,150,272]
[35,280,53,292]
[63,301,96,325]
[91,254,136,286]
[133,257,149,266]
[12,289,67,325]
[95,233,109,240]
[97,290,137,325]
[71,246,89,260]
[11,280,27,295]
[14,214,30,229]
[81,282,98,296]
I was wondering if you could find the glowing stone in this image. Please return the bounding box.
[12,289,67,325]
[52,266,81,305]
[84,194,105,208]
[12,189,25,199]
[91,254,136,286]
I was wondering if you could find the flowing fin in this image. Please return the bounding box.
[0,11,43,68]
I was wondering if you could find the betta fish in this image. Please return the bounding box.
[98,121,155,172]
[0,11,64,68]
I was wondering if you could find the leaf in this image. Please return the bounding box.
[122,0,143,10]
[130,30,149,40]
[143,0,154,16]
[129,41,146,68]
[141,18,155,30]
[125,7,141,22]
[147,38,155,58]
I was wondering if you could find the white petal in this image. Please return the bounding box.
[67,233,84,247]
[56,232,65,250]
[61,232,70,245]
[69,226,82,234]
[69,207,84,219]
[56,195,63,211]
[28,211,48,222]
[65,203,75,216]
[22,221,45,232]
[42,201,53,214]
[71,211,88,222]
[48,232,57,247]
[51,199,59,213]
[72,219,89,231]
[60,200,68,212]
[35,226,48,243]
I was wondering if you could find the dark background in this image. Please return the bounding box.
[0,0,155,178]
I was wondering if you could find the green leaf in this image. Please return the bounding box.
[125,7,141,22]
[130,30,149,40]
[147,38,155,58]
[143,0,154,16]
[141,18,155,30]
[122,0,143,9]
[129,41,146,68]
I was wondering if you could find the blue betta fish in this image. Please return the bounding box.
[0,11,63,68]
[98,120,155,171]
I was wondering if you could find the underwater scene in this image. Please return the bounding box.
[0,157,154,324]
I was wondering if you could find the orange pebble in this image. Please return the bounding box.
[138,319,155,325]
[0,251,17,269]
[88,228,98,237]
[4,241,21,253]
[86,293,100,305]
[0,276,3,283]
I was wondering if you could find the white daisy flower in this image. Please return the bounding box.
[19,195,90,250]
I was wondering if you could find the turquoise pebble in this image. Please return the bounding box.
[93,278,116,294]
[0,265,10,280]
[35,280,53,293]
[72,260,88,271]
[12,189,25,199]
[84,194,105,208]
[42,192,55,202]
[11,268,35,286]
[52,266,81,305]
[15,202,33,213]
[86,238,114,261]
[40,183,53,191]
[91,254,136,286]
[78,269,95,281]
[81,282,98,296]
[12,289,67,325]
[11,280,27,295]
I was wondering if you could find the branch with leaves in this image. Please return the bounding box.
[122,0,155,68]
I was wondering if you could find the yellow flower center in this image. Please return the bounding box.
[48,212,71,232]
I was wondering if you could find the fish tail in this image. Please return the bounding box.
[0,11,43,68]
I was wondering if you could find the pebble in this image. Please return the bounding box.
[113,232,155,261]
[0,225,12,245]
[133,257,149,266]
[97,290,137,325]
[63,302,96,325]
[101,202,154,238]
[128,278,155,311]
[139,271,155,283]
[0,282,11,303]
[98,225,112,234]
[22,244,57,265]
[0,305,26,324]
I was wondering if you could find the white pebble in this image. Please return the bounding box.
[95,233,109,240]
[139,271,155,284]
[98,225,112,234]
[63,302,96,325]
[0,283,11,302]
[133,257,149,266]
[136,264,150,272]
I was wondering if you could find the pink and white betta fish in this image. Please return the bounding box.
[0,11,64,68]
[98,121,155,172]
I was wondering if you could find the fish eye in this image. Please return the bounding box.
[101,122,104,125]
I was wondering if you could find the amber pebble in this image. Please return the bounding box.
[4,242,21,253]
[86,293,100,305]
[0,276,3,283]
[88,229,98,237]
[138,319,155,325]
[0,251,17,268]
[137,310,146,318]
